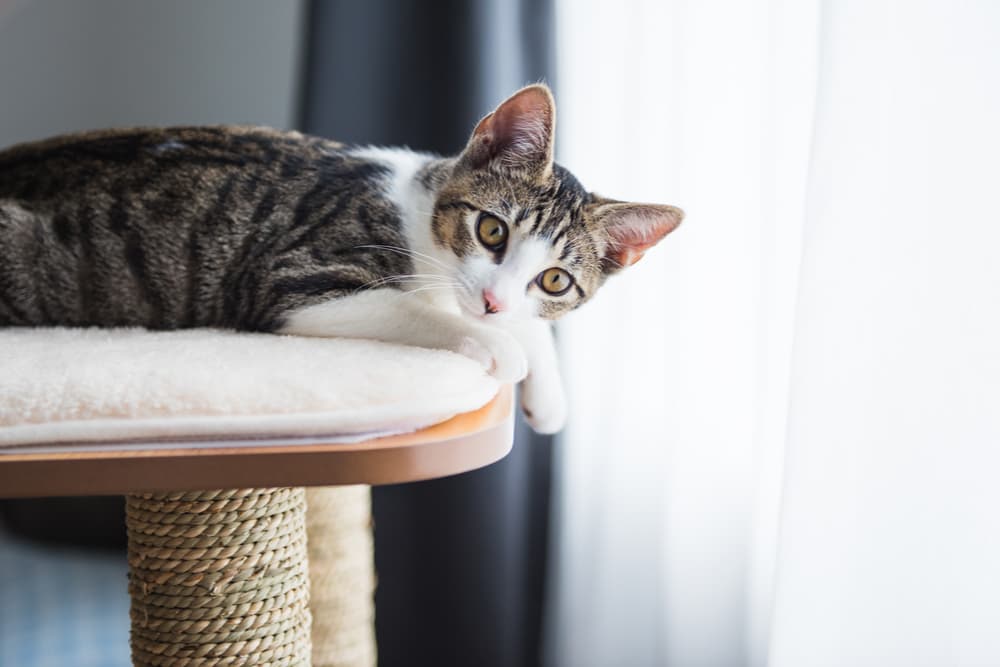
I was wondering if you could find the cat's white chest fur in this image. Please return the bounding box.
[353,146,463,315]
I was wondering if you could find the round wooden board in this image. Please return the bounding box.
[0,387,513,498]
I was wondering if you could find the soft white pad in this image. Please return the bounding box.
[0,328,498,448]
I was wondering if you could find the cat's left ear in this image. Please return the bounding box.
[460,84,555,178]
[593,200,684,272]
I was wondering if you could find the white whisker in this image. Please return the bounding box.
[357,244,453,274]
[354,272,458,294]
[399,284,462,298]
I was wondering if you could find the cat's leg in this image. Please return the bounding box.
[279,288,528,383]
[498,319,567,434]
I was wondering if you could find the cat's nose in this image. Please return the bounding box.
[482,289,505,315]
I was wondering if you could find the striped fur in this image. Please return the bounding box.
[0,126,413,331]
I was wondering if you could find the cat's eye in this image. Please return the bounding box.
[537,267,574,296]
[477,214,508,250]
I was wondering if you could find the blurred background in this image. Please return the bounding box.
[1,1,998,666]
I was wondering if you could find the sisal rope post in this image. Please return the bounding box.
[126,487,312,667]
[305,486,377,667]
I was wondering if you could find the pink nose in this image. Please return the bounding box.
[483,289,504,314]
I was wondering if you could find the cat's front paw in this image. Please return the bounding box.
[520,372,567,434]
[457,328,528,384]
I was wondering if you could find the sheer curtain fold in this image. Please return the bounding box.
[548,1,817,665]
[769,2,1000,666]
[548,1,999,666]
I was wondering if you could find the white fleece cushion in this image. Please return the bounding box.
[0,328,499,448]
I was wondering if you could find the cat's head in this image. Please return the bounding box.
[432,84,683,322]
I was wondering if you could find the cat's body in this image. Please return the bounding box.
[0,126,414,331]
[0,85,682,433]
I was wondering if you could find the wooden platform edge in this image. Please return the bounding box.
[0,387,514,498]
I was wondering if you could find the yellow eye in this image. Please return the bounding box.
[477,214,508,249]
[537,267,574,296]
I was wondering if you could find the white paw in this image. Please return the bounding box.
[520,372,568,434]
[457,328,528,384]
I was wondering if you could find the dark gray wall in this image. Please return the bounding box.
[0,0,304,147]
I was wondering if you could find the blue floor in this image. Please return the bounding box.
[0,530,130,667]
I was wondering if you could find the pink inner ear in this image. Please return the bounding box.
[604,205,683,268]
[474,86,554,166]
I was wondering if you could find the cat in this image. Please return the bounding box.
[0,84,682,434]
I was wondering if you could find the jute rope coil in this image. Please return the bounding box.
[306,486,377,667]
[127,488,312,667]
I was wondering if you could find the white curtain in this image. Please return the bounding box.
[547,1,1000,666]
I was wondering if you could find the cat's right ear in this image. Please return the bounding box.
[458,84,556,178]
[593,199,684,273]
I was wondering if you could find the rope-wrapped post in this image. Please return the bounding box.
[126,488,312,667]
[305,486,377,667]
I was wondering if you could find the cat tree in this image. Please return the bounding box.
[0,329,513,666]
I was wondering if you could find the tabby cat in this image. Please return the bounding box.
[0,85,682,433]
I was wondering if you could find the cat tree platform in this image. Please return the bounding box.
[0,328,514,667]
